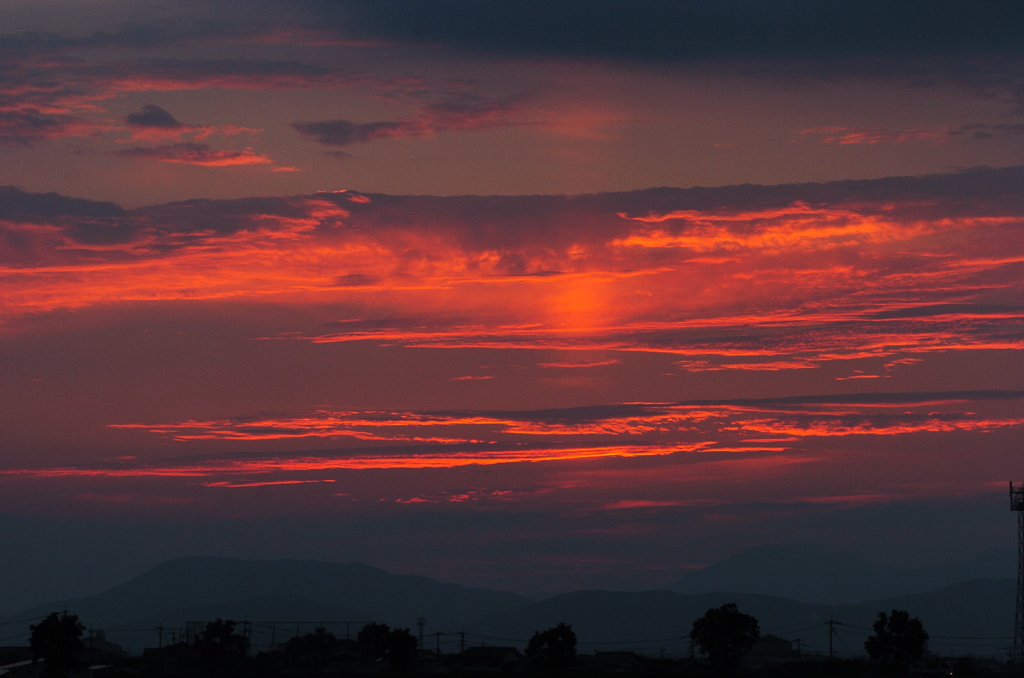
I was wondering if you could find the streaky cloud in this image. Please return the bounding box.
[1,167,1022,376]
[293,94,527,147]
[115,142,273,166]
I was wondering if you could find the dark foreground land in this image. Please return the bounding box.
[2,640,1017,678]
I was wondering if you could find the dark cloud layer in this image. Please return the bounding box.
[293,94,525,147]
[0,16,263,53]
[950,123,1024,140]
[0,186,123,221]
[0,48,378,145]
[0,111,98,147]
[289,0,1024,112]
[126,105,181,129]
[293,118,410,145]
[324,0,1024,63]
[3,162,1024,271]
[8,2,1022,66]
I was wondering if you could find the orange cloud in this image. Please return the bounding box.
[202,479,337,488]
[539,359,620,368]
[116,143,273,166]
[2,392,1019,499]
[676,359,819,372]
[1,443,709,478]
[1,173,1022,377]
[731,416,1024,437]
[98,394,1024,461]
[107,406,717,442]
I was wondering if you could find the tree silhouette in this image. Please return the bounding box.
[865,609,928,667]
[689,603,760,670]
[29,611,85,674]
[357,622,393,661]
[284,627,338,670]
[194,618,249,660]
[526,622,577,669]
[357,622,417,670]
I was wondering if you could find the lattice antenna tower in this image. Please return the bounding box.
[1011,482,1024,668]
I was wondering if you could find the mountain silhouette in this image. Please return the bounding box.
[4,557,529,633]
[118,593,372,629]
[468,578,1014,657]
[2,554,1014,658]
[668,544,1014,604]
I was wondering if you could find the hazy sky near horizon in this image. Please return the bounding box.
[2,1,1024,612]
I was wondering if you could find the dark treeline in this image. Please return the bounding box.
[2,606,1015,678]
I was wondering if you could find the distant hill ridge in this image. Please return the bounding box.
[3,556,530,632]
[2,548,1015,658]
[668,544,1015,604]
[469,578,1014,658]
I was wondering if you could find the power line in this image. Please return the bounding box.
[462,632,527,643]
[0,615,46,627]
[769,622,829,636]
[578,636,683,646]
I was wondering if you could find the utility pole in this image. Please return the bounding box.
[157,624,164,649]
[828,616,836,660]
[1011,482,1024,672]
[459,631,465,654]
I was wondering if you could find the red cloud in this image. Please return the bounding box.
[796,126,946,145]
[539,359,620,368]
[99,394,1024,455]
[116,143,273,166]
[2,443,706,477]
[1,168,1022,376]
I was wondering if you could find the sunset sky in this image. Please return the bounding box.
[2,0,1024,613]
